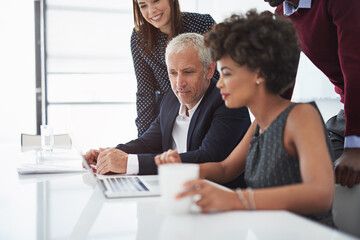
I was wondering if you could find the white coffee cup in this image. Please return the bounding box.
[158,163,199,214]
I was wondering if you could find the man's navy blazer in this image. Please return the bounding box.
[116,78,251,187]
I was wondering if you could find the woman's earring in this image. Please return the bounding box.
[256,80,260,85]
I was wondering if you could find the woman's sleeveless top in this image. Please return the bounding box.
[244,102,334,226]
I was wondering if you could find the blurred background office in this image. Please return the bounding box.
[0,0,341,149]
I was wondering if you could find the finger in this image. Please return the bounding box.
[82,162,94,170]
[97,162,108,175]
[334,158,341,169]
[163,151,168,162]
[92,149,100,156]
[98,148,111,159]
[169,156,176,163]
[164,150,172,163]
[102,166,110,175]
[168,150,180,163]
[154,155,160,165]
[176,180,204,199]
[340,166,350,186]
[160,152,164,161]
[96,157,108,172]
[199,197,218,213]
[347,171,357,188]
[87,157,97,165]
[195,195,211,208]
[202,204,218,214]
[83,155,96,165]
[88,159,96,165]
[96,159,104,173]
[99,168,108,175]
[183,179,203,188]
[83,151,96,164]
[169,149,179,157]
[96,164,104,174]
[355,174,360,185]
[168,149,177,155]
[156,153,162,164]
[164,152,173,164]
[176,188,201,199]
[161,152,168,163]
[91,149,100,156]
[335,165,343,184]
[97,151,105,162]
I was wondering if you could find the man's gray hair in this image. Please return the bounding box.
[165,33,212,70]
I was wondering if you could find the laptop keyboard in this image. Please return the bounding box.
[103,177,149,192]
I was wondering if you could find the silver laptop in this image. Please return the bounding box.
[82,154,160,198]
[69,130,160,198]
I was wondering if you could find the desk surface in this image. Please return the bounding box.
[0,143,358,240]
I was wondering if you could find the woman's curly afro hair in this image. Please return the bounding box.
[204,10,300,94]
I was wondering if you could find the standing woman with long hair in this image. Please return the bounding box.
[131,0,217,136]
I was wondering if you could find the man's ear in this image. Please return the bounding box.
[206,62,216,80]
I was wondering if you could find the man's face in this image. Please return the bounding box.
[167,47,212,110]
[264,0,284,7]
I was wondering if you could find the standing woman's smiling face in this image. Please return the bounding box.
[216,55,260,108]
[137,0,172,35]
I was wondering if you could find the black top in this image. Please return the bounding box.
[245,102,335,226]
[130,12,217,136]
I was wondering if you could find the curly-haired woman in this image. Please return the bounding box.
[155,10,335,226]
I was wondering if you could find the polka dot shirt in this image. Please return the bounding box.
[130,12,218,136]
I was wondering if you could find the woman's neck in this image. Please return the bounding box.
[248,94,292,133]
[159,25,172,36]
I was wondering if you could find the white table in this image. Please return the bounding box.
[0,143,358,240]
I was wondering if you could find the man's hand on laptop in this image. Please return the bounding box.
[155,149,182,165]
[84,149,100,165]
[96,148,128,175]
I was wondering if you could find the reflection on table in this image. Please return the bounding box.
[0,143,358,240]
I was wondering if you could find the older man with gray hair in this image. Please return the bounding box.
[84,33,251,188]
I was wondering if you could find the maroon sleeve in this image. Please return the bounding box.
[328,0,360,137]
[274,4,284,16]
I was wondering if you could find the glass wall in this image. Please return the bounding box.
[44,0,206,148]
[0,0,36,144]
[45,0,136,148]
[43,0,340,148]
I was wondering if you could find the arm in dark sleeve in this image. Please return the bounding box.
[134,105,250,175]
[115,114,163,175]
[115,115,163,155]
[329,0,360,137]
[185,13,216,34]
[117,91,176,175]
[180,106,250,164]
[131,29,157,136]
[127,115,163,174]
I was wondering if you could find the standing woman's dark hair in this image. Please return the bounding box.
[133,0,184,53]
[130,0,217,136]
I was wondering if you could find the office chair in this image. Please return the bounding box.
[332,184,360,238]
[21,133,72,148]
